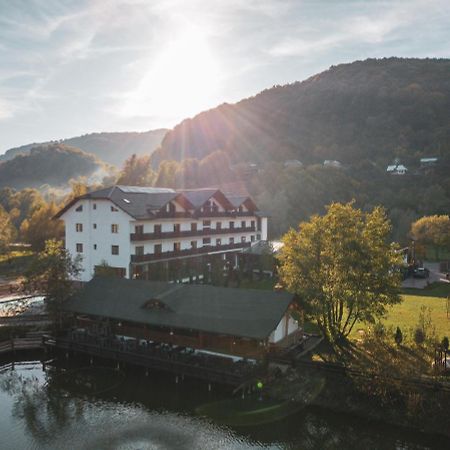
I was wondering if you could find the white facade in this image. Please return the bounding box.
[58,186,268,282]
[269,313,299,343]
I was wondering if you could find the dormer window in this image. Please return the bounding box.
[75,204,83,212]
[111,206,119,212]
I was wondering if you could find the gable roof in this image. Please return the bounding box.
[64,277,293,340]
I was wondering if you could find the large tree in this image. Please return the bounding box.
[23,240,81,327]
[410,215,450,260]
[278,202,402,342]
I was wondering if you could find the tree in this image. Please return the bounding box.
[23,240,81,328]
[394,326,403,346]
[117,154,155,186]
[410,215,450,260]
[441,336,449,352]
[278,202,402,342]
[0,205,16,252]
[20,202,64,251]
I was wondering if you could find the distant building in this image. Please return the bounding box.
[55,185,268,282]
[283,159,303,168]
[386,163,408,175]
[323,160,342,168]
[420,157,438,167]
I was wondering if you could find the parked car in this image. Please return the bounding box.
[413,267,430,279]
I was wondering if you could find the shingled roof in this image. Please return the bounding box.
[64,277,293,340]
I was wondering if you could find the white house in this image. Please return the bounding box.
[323,160,342,168]
[420,157,438,167]
[55,186,268,282]
[386,164,408,175]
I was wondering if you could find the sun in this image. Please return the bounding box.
[122,27,221,122]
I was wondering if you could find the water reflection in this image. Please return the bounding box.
[0,359,448,450]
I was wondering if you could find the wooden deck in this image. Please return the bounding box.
[43,333,264,387]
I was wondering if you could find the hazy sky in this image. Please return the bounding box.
[1,0,449,152]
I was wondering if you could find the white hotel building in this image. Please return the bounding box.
[55,186,268,282]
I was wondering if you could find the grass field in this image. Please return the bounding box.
[0,250,34,278]
[352,283,450,340]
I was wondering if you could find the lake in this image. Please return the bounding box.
[0,356,448,450]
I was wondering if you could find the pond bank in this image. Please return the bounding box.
[267,364,450,438]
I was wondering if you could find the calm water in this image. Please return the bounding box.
[0,356,448,450]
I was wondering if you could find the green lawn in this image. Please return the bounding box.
[352,289,450,340]
[0,250,34,278]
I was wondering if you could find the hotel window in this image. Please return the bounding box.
[251,220,255,229]
[191,223,197,232]
[75,223,83,232]
[191,240,197,249]
[216,238,222,246]
[203,220,211,228]
[93,244,97,250]
[173,224,181,233]
[154,224,162,234]
[93,203,97,210]
[173,242,181,252]
[229,221,234,229]
[238,206,243,213]
[76,243,83,253]
[135,246,144,256]
[256,234,261,240]
[75,204,83,212]
[241,236,246,243]
[111,206,119,212]
[216,222,221,230]
[229,237,234,244]
[111,245,119,255]
[93,223,97,229]
[241,220,246,228]
[257,218,262,231]
[111,224,119,233]
[251,235,255,242]
[154,244,162,254]
[203,237,211,245]
[135,225,143,234]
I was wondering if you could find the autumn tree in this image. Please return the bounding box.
[0,205,16,252]
[23,239,81,327]
[278,202,402,342]
[117,154,155,186]
[20,202,64,251]
[410,215,450,260]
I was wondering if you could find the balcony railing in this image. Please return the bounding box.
[130,226,256,241]
[151,210,257,219]
[131,242,251,263]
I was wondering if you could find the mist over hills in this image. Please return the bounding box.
[0,144,106,190]
[152,58,450,168]
[1,129,168,167]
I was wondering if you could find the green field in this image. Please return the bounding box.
[352,283,450,340]
[0,250,34,278]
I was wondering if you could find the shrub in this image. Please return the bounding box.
[394,327,403,345]
[373,322,386,339]
[441,336,449,351]
[414,328,425,345]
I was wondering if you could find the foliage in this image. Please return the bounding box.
[20,202,64,251]
[117,154,155,186]
[410,215,450,260]
[394,326,403,345]
[278,202,402,341]
[0,205,16,252]
[23,240,81,326]
[413,328,425,345]
[441,336,449,351]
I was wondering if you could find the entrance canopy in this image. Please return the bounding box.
[64,277,293,340]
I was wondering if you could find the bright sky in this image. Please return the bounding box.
[1,0,449,152]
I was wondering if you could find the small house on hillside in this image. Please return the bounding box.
[420,157,438,168]
[386,163,408,175]
[323,160,342,168]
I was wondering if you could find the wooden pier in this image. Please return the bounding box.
[43,334,263,387]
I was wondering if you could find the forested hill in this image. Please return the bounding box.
[1,129,168,167]
[152,58,450,168]
[0,144,106,189]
